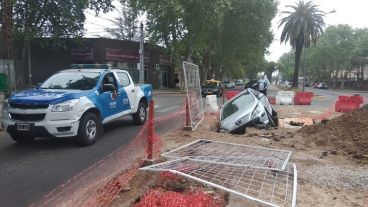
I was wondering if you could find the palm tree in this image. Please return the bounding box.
[279,0,326,87]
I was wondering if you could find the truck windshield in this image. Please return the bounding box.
[40,72,100,90]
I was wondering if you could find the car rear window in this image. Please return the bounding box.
[221,91,255,120]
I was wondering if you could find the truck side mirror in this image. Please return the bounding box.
[102,84,116,92]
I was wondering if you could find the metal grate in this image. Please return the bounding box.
[10,103,49,109]
[10,113,46,122]
[162,139,292,171]
[141,158,297,207]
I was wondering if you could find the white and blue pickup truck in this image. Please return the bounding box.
[1,64,152,146]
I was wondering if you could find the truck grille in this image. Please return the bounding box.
[10,113,46,122]
[10,103,49,109]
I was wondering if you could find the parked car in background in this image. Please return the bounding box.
[201,79,223,97]
[235,80,244,86]
[281,81,292,88]
[244,80,258,90]
[235,79,244,86]
[317,83,328,89]
[223,81,235,89]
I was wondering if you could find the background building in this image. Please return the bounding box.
[30,38,174,89]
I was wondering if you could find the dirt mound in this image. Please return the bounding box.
[297,105,368,156]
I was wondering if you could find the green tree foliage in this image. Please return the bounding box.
[124,0,277,81]
[279,0,325,87]
[105,2,139,41]
[9,0,114,87]
[277,52,295,81]
[304,25,362,89]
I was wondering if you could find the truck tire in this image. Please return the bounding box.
[76,112,101,146]
[11,135,35,143]
[133,101,147,125]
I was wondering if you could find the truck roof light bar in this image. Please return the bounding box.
[71,64,112,69]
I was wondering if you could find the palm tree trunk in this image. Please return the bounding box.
[293,45,303,87]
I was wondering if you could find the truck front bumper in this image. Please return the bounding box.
[1,111,80,138]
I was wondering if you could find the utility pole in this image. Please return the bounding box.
[303,47,307,92]
[139,22,144,84]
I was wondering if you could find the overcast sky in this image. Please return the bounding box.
[85,0,368,62]
[267,0,368,62]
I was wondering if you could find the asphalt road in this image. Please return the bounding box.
[0,93,184,207]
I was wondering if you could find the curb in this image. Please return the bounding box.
[331,89,368,94]
[153,91,186,95]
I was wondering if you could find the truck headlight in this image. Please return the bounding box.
[51,99,79,112]
[2,99,9,111]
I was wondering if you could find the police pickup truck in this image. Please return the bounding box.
[1,64,152,146]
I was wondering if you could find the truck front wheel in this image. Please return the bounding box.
[76,112,101,146]
[133,101,147,125]
[11,135,35,143]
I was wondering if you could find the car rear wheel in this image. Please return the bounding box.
[76,112,101,146]
[133,101,147,125]
[11,135,35,143]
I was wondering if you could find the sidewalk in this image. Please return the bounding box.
[153,88,185,95]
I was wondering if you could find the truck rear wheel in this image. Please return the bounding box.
[133,101,147,125]
[76,112,101,146]
[11,135,35,143]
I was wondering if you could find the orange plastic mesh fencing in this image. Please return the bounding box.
[31,122,149,207]
[133,189,222,207]
[31,102,186,207]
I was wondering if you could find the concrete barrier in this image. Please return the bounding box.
[276,91,294,105]
[205,95,219,114]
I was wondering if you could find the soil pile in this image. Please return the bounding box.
[297,105,368,156]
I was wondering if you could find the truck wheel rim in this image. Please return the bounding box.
[86,120,97,139]
[140,107,146,121]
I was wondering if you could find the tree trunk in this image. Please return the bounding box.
[293,45,303,88]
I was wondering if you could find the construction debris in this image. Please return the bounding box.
[140,139,297,207]
[141,159,297,207]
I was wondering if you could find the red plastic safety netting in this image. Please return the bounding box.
[31,100,185,207]
[133,189,222,207]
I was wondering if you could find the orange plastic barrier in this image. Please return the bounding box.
[267,96,276,105]
[335,96,363,113]
[225,91,240,100]
[351,95,363,105]
[294,92,313,105]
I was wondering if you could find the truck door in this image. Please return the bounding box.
[98,72,125,120]
[116,71,136,111]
